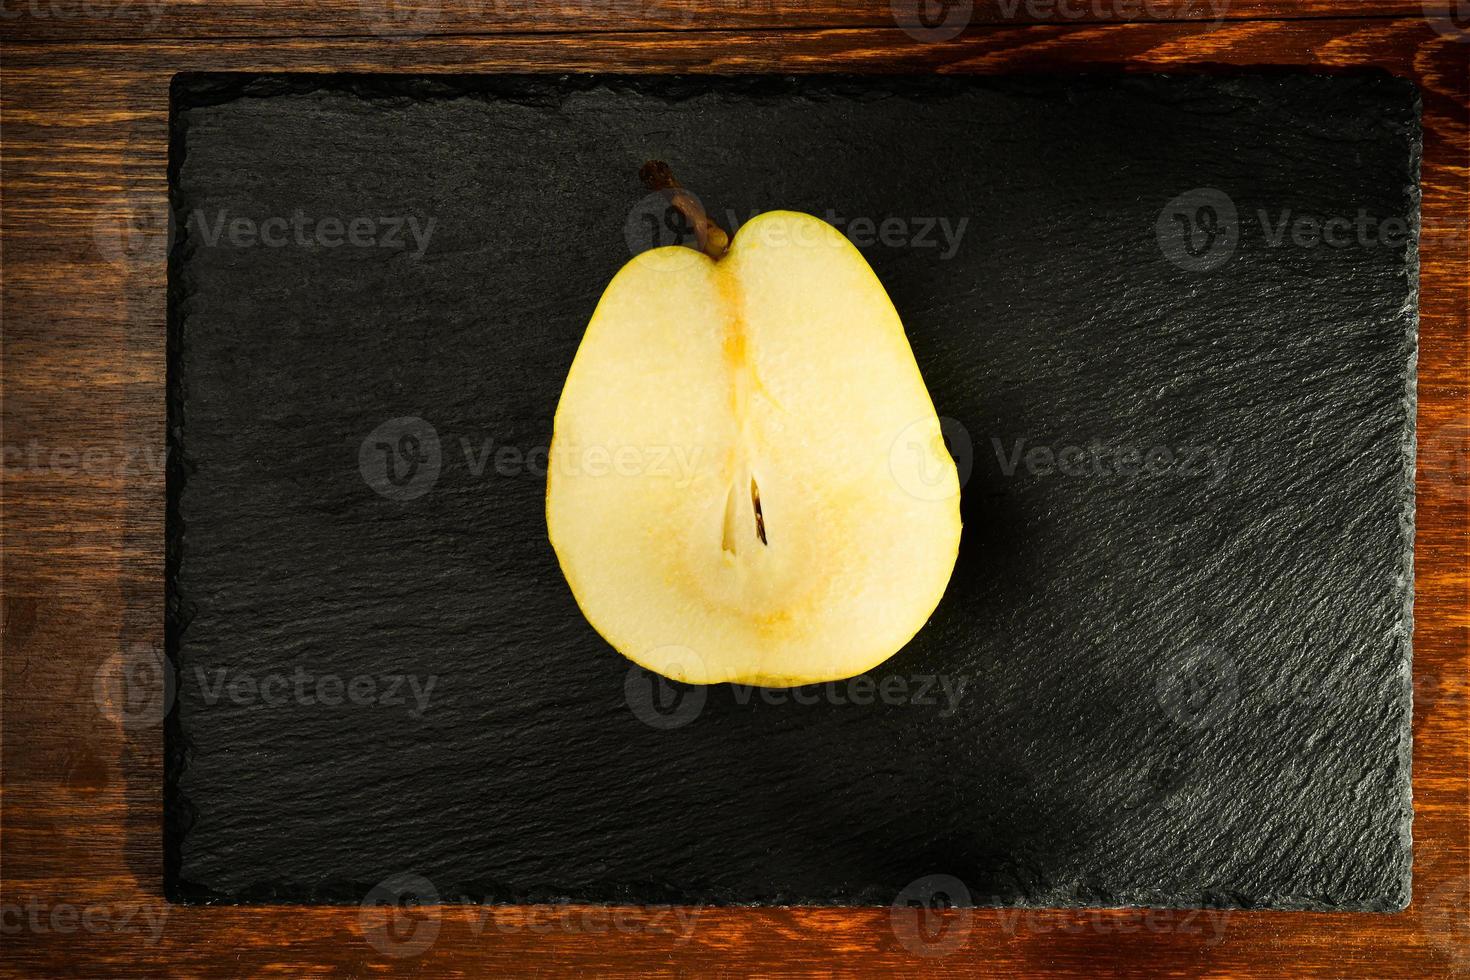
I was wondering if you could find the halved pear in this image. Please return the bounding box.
[547,210,960,686]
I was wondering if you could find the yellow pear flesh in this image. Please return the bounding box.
[547,211,960,687]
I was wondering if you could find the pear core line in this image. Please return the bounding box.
[721,471,770,555]
[710,239,766,556]
[751,478,768,545]
[637,165,769,554]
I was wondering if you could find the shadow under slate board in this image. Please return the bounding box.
[166,73,1418,910]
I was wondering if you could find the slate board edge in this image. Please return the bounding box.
[1390,76,1423,917]
[162,71,1423,910]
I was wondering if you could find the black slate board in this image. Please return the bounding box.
[166,73,1419,910]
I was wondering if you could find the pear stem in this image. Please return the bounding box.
[639,160,730,261]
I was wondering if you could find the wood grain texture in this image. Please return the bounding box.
[2,11,1468,980]
[0,0,1462,40]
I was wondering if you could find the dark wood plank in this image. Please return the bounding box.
[2,16,1467,979]
[0,0,1460,41]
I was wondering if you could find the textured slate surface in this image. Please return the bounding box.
[166,73,1419,909]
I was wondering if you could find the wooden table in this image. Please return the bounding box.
[3,2,1467,975]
